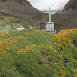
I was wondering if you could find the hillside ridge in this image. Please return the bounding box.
[63,0,77,16]
[0,0,48,26]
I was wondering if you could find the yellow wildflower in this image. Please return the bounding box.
[15,35,21,39]
[0,51,7,56]
[32,50,35,52]
[68,53,71,56]
[68,56,72,60]
[26,46,29,50]
[16,51,20,54]
[54,43,57,45]
[1,41,7,45]
[32,44,36,47]
[46,46,51,51]
[74,74,77,77]
[59,70,63,75]
[0,33,4,37]
[60,60,63,62]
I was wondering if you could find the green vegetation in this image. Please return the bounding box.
[0,28,77,77]
[0,16,25,32]
[32,26,40,30]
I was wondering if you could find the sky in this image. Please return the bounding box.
[27,0,70,11]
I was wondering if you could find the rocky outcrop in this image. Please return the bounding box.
[63,0,77,16]
[52,14,77,32]
[0,0,48,26]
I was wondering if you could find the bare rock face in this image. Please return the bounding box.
[0,0,48,25]
[63,0,77,16]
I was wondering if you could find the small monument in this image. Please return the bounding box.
[45,7,55,32]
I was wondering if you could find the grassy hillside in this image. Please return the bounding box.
[0,16,25,32]
[0,28,77,77]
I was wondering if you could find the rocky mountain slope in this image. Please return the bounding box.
[63,0,77,16]
[52,14,77,32]
[52,0,77,31]
[0,0,47,26]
